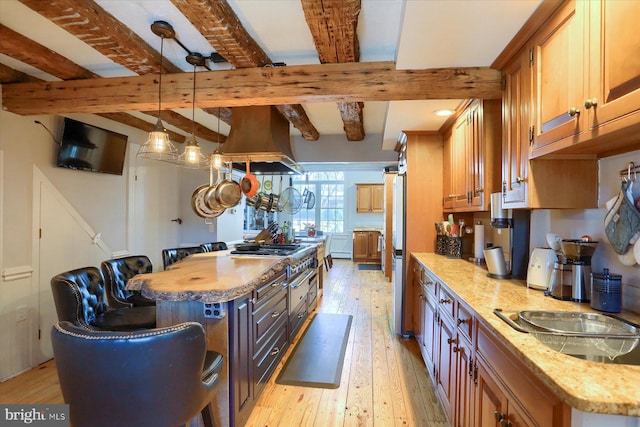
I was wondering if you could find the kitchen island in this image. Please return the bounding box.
[128,245,318,427]
[411,253,640,426]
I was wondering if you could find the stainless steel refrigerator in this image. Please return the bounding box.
[391,173,405,335]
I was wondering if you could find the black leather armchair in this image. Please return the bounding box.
[101,256,155,307]
[51,321,222,427]
[200,242,228,253]
[50,266,156,331]
[162,246,203,270]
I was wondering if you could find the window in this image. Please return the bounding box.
[293,172,344,234]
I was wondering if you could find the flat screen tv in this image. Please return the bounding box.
[57,118,128,175]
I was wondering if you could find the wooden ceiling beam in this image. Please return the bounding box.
[0,63,39,83]
[172,0,320,140]
[2,62,503,115]
[18,0,182,75]
[4,3,224,142]
[302,0,364,141]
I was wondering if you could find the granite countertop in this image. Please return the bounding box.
[412,252,640,417]
[353,226,383,232]
[128,245,317,303]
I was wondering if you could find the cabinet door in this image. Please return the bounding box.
[356,185,372,213]
[230,294,253,424]
[443,132,454,210]
[502,46,532,207]
[422,290,437,374]
[588,0,640,130]
[371,185,384,213]
[475,357,508,427]
[455,337,474,427]
[436,317,456,421]
[367,231,381,260]
[468,100,484,208]
[533,0,587,150]
[452,113,470,209]
[352,231,368,261]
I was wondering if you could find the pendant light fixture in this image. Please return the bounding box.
[177,53,209,169]
[211,105,225,170]
[137,21,178,161]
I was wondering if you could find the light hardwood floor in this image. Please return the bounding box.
[0,259,449,427]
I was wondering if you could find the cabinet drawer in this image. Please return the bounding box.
[254,272,287,304]
[438,286,455,320]
[289,297,308,340]
[308,275,318,312]
[456,302,474,342]
[253,289,287,353]
[253,321,288,397]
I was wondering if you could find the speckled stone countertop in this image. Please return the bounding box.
[128,245,317,303]
[412,253,640,416]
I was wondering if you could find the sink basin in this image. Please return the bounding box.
[518,310,639,336]
[494,309,640,364]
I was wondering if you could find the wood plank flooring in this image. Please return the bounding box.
[0,259,449,427]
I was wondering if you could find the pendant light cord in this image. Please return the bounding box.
[192,64,197,135]
[158,35,164,117]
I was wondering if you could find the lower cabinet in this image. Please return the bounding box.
[352,230,381,263]
[414,258,572,427]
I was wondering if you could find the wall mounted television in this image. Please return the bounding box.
[57,118,129,175]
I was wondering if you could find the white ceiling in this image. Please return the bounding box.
[0,0,542,160]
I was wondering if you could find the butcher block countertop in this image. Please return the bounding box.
[412,252,640,417]
[128,250,293,303]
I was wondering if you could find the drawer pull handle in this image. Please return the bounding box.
[568,107,580,117]
[271,311,281,318]
[457,318,467,325]
[298,313,304,319]
[452,346,460,353]
[270,347,280,356]
[439,298,451,304]
[447,338,457,345]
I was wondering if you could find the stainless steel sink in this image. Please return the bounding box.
[494,309,640,364]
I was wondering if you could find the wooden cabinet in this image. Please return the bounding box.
[443,99,502,212]
[230,293,253,427]
[530,0,640,158]
[356,184,384,213]
[352,230,381,263]
[414,259,571,427]
[476,323,571,427]
[501,44,599,209]
[400,131,443,333]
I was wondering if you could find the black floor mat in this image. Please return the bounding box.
[276,313,353,389]
[357,264,381,270]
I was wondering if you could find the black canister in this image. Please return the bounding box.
[590,268,622,313]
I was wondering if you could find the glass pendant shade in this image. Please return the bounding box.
[211,148,224,169]
[137,118,178,161]
[177,134,209,169]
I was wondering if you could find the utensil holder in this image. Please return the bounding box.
[436,235,447,255]
[446,236,463,259]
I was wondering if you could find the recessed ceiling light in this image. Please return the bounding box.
[434,109,455,117]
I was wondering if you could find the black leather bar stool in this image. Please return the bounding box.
[50,266,156,331]
[101,255,155,307]
[200,242,228,253]
[162,246,203,270]
[51,321,222,427]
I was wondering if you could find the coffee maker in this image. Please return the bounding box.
[485,193,530,279]
[547,239,598,302]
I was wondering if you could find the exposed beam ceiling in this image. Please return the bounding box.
[302,0,365,141]
[171,0,319,141]
[2,62,502,115]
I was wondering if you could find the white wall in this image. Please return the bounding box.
[530,150,640,313]
[0,103,239,379]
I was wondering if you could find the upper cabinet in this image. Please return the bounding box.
[443,99,502,212]
[502,44,598,209]
[356,184,384,213]
[531,0,640,158]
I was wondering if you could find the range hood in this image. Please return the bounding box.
[222,106,303,175]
